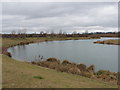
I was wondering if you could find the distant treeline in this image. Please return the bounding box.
[1,32,120,38]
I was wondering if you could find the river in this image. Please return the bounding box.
[7,37,119,72]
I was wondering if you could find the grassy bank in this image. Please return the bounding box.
[2,55,117,88]
[94,39,120,45]
[2,37,99,54]
[2,37,96,50]
[2,37,98,47]
[32,58,118,84]
[2,37,118,88]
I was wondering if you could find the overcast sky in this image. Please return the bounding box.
[1,2,118,34]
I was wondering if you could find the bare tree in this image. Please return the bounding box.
[85,30,88,34]
[72,31,77,35]
[46,30,49,34]
[11,30,16,34]
[59,29,62,35]
[17,30,22,34]
[40,31,44,35]
[51,30,54,34]
[11,30,16,38]
[17,28,27,38]
[63,31,67,35]
[21,28,27,34]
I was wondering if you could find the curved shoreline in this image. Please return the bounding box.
[2,37,119,86]
[4,37,118,73]
[3,37,99,56]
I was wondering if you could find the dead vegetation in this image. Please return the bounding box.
[4,52,12,57]
[94,39,120,45]
[31,58,118,84]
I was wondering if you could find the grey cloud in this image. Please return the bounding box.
[2,2,118,33]
[2,2,117,18]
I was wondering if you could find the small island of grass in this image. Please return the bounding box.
[94,39,120,45]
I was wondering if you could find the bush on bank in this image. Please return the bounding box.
[31,58,118,84]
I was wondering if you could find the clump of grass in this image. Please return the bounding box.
[4,52,12,57]
[68,66,81,75]
[95,70,118,82]
[77,64,86,72]
[46,58,60,64]
[33,76,44,79]
[80,72,94,78]
[39,61,60,69]
[94,41,104,44]
[31,58,117,83]
[95,70,110,75]
[87,64,95,74]
[94,39,120,45]
[38,61,50,68]
[62,60,72,65]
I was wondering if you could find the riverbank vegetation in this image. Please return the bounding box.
[94,39,120,45]
[2,37,98,55]
[2,55,117,88]
[1,31,119,38]
[31,58,118,85]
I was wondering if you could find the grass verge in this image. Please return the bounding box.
[2,55,118,88]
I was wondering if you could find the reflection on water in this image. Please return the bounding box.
[8,37,119,72]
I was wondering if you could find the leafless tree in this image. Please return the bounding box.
[51,30,54,34]
[21,29,27,34]
[85,30,88,34]
[59,29,62,35]
[40,31,44,35]
[72,31,77,35]
[11,30,16,34]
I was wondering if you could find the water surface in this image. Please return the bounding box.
[8,37,119,72]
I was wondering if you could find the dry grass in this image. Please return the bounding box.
[0,54,2,89]
[32,58,118,86]
[77,64,87,72]
[1,37,118,88]
[94,39,120,45]
[2,37,99,50]
[95,70,118,83]
[2,55,118,88]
